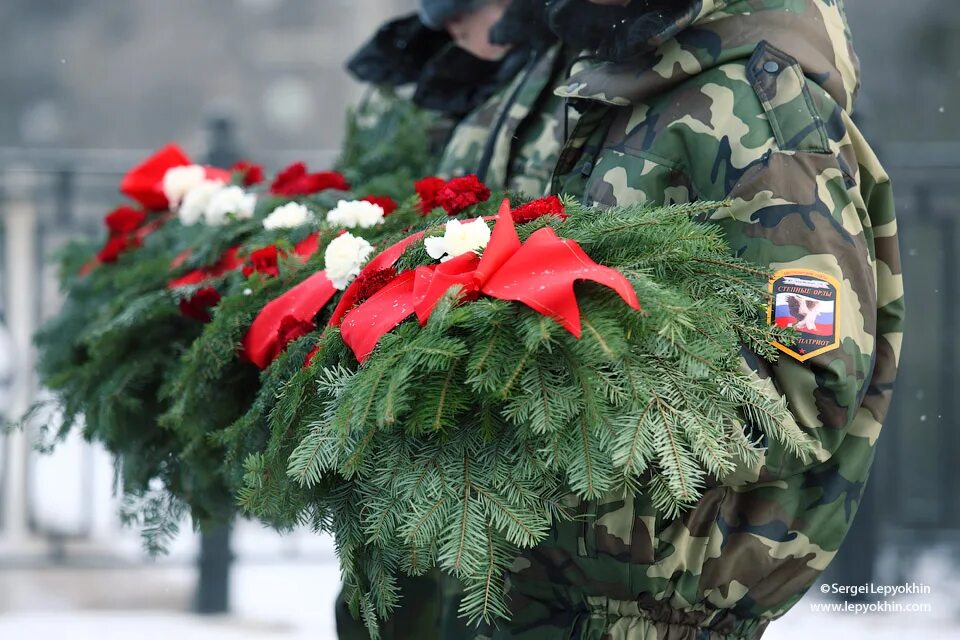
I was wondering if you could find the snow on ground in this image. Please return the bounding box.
[0,562,338,640]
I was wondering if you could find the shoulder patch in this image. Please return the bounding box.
[768,269,841,361]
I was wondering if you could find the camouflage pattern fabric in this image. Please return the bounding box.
[436,45,583,197]
[440,1,904,638]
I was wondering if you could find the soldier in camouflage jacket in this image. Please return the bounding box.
[438,1,905,638]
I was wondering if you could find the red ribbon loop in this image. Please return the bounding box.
[339,199,641,362]
[340,271,419,363]
[410,252,480,323]
[242,271,338,369]
[237,232,337,368]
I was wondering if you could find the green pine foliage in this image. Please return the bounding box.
[35,201,265,534]
[235,199,815,634]
[34,220,208,523]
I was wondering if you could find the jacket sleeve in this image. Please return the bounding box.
[707,148,903,487]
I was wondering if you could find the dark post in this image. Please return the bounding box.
[206,113,241,170]
[195,113,240,615]
[54,168,74,228]
[196,525,233,614]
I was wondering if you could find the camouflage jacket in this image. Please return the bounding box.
[436,43,579,197]
[442,1,905,639]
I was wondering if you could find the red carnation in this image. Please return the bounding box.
[361,195,399,216]
[351,267,398,306]
[230,160,265,187]
[92,205,149,266]
[97,234,137,263]
[104,206,147,235]
[179,287,221,322]
[302,171,350,194]
[270,162,350,197]
[277,315,315,352]
[511,196,567,224]
[415,176,447,215]
[434,175,491,216]
[214,246,245,274]
[243,245,281,278]
[271,162,307,193]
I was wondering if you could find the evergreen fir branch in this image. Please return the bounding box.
[119,489,186,556]
[729,377,818,460]
[501,358,579,435]
[473,485,547,548]
[650,390,698,507]
[457,524,513,624]
[409,364,462,432]
[287,425,340,487]
[611,398,656,479]
[402,494,450,548]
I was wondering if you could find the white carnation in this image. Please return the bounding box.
[424,218,491,263]
[178,180,225,226]
[204,186,257,225]
[263,202,314,230]
[163,165,208,208]
[325,232,374,290]
[326,199,385,229]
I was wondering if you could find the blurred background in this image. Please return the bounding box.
[0,1,958,638]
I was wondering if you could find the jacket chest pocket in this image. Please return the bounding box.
[580,151,693,209]
[575,490,660,587]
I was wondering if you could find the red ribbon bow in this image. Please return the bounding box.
[340,200,640,363]
[119,143,231,211]
[328,231,425,326]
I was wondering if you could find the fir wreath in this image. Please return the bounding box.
[230,196,816,634]
[34,167,359,537]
